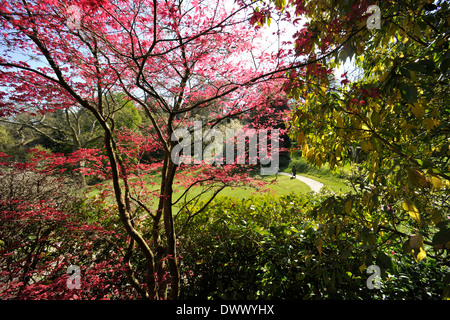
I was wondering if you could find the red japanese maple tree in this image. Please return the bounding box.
[0,0,314,299]
[0,150,136,300]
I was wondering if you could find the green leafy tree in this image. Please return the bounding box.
[105,92,143,131]
[0,107,102,155]
[1,93,142,156]
[254,0,449,298]
[0,125,16,156]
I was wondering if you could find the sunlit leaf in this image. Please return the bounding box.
[402,201,421,224]
[411,246,426,262]
[430,175,442,191]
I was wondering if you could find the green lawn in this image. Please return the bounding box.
[86,157,352,208]
[86,171,312,208]
[170,174,311,207]
[197,174,310,198]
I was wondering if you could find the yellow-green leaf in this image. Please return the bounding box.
[424,118,435,130]
[411,102,425,118]
[371,111,381,126]
[404,235,427,262]
[430,175,442,191]
[344,199,352,214]
[296,131,305,144]
[411,246,426,262]
[316,238,323,256]
[332,108,339,120]
[431,209,442,225]
[406,167,429,188]
[402,201,421,224]
[302,143,308,158]
[361,140,373,153]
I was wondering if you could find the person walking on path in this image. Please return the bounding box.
[291,165,296,179]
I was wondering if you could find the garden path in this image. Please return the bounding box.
[278,172,325,193]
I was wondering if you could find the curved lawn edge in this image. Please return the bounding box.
[278,172,324,193]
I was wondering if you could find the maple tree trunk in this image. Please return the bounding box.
[163,158,180,300]
[156,147,180,299]
[103,128,158,299]
[78,160,87,188]
[102,126,181,299]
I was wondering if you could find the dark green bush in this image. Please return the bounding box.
[178,194,449,300]
[178,194,318,299]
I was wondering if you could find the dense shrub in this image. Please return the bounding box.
[0,157,134,299]
[179,193,449,300]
